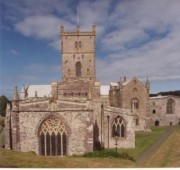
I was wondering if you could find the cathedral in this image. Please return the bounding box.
[5,25,180,156]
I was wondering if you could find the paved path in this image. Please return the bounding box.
[136,126,174,164]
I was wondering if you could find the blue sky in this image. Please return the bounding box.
[1,0,180,99]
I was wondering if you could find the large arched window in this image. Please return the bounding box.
[131,98,139,110]
[39,116,67,156]
[76,62,81,77]
[166,98,175,114]
[112,116,126,138]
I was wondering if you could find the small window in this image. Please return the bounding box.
[68,69,71,76]
[87,68,90,75]
[75,41,78,48]
[73,54,75,59]
[152,109,156,114]
[136,118,139,125]
[79,41,81,48]
[131,98,139,109]
[133,88,138,92]
[82,54,84,59]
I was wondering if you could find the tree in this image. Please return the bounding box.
[0,95,10,116]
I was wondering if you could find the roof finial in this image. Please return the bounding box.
[77,6,79,26]
[13,86,19,101]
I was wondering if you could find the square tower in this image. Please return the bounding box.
[61,25,96,82]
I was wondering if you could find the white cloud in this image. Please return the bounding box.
[2,0,180,86]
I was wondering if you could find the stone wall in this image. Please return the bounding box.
[103,107,135,149]
[149,96,180,126]
[18,110,93,155]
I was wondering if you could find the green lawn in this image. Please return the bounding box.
[1,125,179,168]
[120,126,168,159]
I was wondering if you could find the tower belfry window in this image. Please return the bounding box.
[76,62,81,77]
[79,41,81,48]
[75,41,78,48]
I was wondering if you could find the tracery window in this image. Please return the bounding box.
[39,116,67,156]
[131,98,139,110]
[112,116,125,138]
[166,98,175,114]
[76,62,82,77]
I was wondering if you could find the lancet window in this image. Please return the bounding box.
[166,98,175,114]
[76,62,82,77]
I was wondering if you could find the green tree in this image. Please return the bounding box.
[0,95,10,116]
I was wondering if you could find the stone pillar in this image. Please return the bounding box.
[11,109,20,150]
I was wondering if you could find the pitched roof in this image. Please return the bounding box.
[110,82,118,86]
[21,85,51,98]
[100,85,110,95]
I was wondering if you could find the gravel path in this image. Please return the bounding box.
[136,126,174,164]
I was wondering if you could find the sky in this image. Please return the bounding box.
[0,0,180,99]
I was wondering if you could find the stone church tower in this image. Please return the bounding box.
[61,25,96,82]
[51,25,100,100]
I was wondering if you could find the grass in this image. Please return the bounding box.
[0,149,135,168]
[0,125,179,168]
[120,126,168,159]
[143,125,180,167]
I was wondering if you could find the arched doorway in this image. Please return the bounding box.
[155,120,159,126]
[39,116,67,156]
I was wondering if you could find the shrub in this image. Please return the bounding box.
[83,149,135,161]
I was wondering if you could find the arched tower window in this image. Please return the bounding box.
[131,98,139,110]
[112,116,126,138]
[39,116,67,156]
[76,62,82,77]
[68,69,71,76]
[166,98,175,114]
[87,68,90,76]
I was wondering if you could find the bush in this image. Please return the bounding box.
[83,149,135,161]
